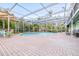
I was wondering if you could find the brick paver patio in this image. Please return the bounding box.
[0,33,79,56]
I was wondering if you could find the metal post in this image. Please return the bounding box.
[56,22,58,32]
[71,19,73,35]
[46,20,47,32]
[29,24,30,32]
[23,21,24,32]
[38,24,39,32]
[31,21,33,32]
[61,24,62,32]
[14,21,16,33]
[18,21,20,33]
[16,21,18,33]
[33,26,35,32]
[39,23,41,32]
[17,21,19,33]
[51,23,52,32]
[64,3,66,33]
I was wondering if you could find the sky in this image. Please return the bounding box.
[0,3,71,22]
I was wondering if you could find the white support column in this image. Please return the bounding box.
[70,21,72,36]
[8,15,10,33]
[71,20,73,35]
[71,8,74,36]
[2,17,5,37]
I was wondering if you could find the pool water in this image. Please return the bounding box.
[19,32,54,36]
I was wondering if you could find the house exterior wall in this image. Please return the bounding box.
[67,3,79,34]
[75,20,79,30]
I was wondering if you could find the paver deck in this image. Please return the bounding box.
[0,33,79,56]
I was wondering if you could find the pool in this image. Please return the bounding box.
[19,32,55,36]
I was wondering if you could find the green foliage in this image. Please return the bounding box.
[10,21,15,29]
[0,18,66,33]
[5,20,8,28]
[30,24,39,32]
[0,19,2,28]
